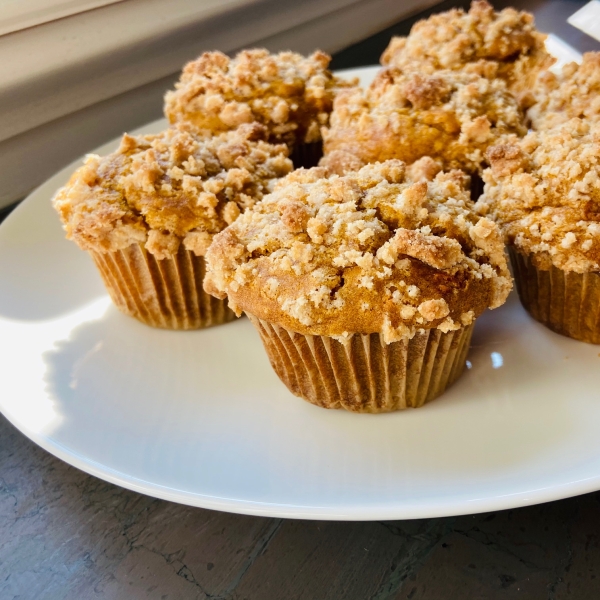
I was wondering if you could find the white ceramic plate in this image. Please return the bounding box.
[3,64,599,521]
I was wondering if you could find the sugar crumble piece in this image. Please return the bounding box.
[528,53,600,131]
[164,49,356,150]
[322,68,526,176]
[478,119,600,273]
[52,123,293,258]
[205,160,511,341]
[380,0,553,104]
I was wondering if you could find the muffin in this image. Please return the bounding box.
[380,0,553,106]
[478,119,600,343]
[528,53,600,131]
[204,161,512,411]
[320,68,526,179]
[52,123,293,329]
[164,49,354,168]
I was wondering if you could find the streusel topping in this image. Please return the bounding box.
[322,68,526,175]
[53,123,293,258]
[528,53,600,131]
[380,0,552,103]
[204,161,511,342]
[478,119,600,273]
[164,49,354,148]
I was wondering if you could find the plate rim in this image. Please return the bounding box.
[4,401,600,521]
[3,63,600,521]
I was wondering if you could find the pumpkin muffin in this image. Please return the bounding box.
[478,119,600,343]
[321,68,526,178]
[164,49,354,168]
[528,52,600,131]
[53,123,293,329]
[204,161,511,411]
[380,0,553,105]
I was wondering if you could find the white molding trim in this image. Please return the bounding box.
[0,0,440,207]
[0,0,124,36]
[0,0,432,144]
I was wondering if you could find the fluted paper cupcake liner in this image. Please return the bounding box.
[290,142,323,169]
[248,314,473,412]
[509,247,600,344]
[89,243,237,330]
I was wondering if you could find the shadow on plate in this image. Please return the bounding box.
[37,292,580,507]
[40,304,274,453]
[0,244,106,322]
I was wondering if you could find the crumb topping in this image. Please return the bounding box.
[52,123,293,258]
[204,161,511,342]
[164,49,355,149]
[478,119,600,272]
[407,156,445,182]
[380,0,553,102]
[528,53,600,130]
[322,68,526,175]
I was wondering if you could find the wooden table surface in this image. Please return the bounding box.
[3,411,600,599]
[2,1,600,599]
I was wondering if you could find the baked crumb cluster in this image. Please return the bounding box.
[204,161,511,342]
[380,0,552,102]
[321,68,525,175]
[528,52,600,131]
[53,123,292,259]
[164,49,352,149]
[478,119,600,272]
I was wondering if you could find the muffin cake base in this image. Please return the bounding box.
[510,247,600,344]
[249,315,473,412]
[90,243,237,330]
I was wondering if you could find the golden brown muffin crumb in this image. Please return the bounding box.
[318,149,367,176]
[164,49,355,149]
[381,0,553,102]
[322,68,526,175]
[53,123,293,257]
[478,119,600,272]
[528,53,600,130]
[205,161,511,342]
[407,156,445,182]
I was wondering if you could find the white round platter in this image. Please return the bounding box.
[2,65,600,521]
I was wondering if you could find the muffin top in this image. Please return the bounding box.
[478,119,600,273]
[321,68,526,175]
[164,49,353,148]
[53,123,293,259]
[204,161,511,343]
[528,53,600,131]
[380,0,552,102]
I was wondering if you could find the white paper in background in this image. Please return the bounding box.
[0,0,125,37]
[568,0,600,43]
[545,33,583,71]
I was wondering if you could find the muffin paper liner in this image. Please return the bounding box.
[509,246,600,344]
[89,243,237,330]
[248,314,473,412]
[290,142,323,169]
[509,247,600,344]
